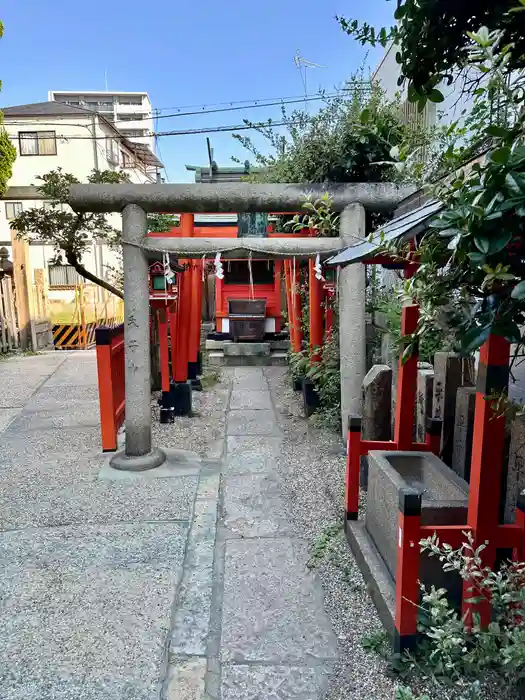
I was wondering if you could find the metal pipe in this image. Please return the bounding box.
[69,182,414,214]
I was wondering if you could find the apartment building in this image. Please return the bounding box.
[0,100,162,302]
[48,90,154,150]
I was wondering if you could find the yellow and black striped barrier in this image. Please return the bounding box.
[53,317,124,350]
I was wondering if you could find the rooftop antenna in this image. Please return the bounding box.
[293,51,326,111]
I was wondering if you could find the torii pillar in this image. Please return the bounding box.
[338,203,367,438]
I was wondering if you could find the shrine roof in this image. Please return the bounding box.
[325,198,442,267]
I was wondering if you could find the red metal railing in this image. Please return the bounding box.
[95,324,125,451]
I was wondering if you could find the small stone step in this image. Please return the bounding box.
[270,351,288,366]
[223,343,270,357]
[207,351,224,367]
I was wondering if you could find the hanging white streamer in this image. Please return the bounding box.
[214,252,224,280]
[163,253,175,284]
[314,253,325,282]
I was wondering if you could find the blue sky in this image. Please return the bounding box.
[1,0,394,182]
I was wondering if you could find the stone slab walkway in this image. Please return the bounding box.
[0,353,338,699]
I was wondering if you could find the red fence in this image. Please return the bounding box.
[95,324,125,451]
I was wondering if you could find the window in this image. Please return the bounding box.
[5,202,22,219]
[48,265,81,287]
[19,131,57,156]
[118,113,146,121]
[121,150,133,168]
[117,96,142,105]
[120,129,146,138]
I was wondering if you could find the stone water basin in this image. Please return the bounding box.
[366,451,469,598]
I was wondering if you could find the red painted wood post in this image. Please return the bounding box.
[284,261,296,350]
[274,260,283,333]
[169,302,179,381]
[188,260,202,375]
[173,266,191,382]
[345,416,362,521]
[309,258,323,362]
[158,308,170,393]
[292,264,304,351]
[393,304,419,450]
[395,487,422,653]
[463,333,510,627]
[96,329,117,451]
[425,417,443,456]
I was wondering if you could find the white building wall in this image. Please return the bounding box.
[1,113,153,298]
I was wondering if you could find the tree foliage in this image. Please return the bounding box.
[338,1,525,108]
[233,81,423,186]
[11,168,129,299]
[147,213,179,232]
[0,20,16,196]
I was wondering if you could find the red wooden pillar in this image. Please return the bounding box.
[291,264,303,352]
[309,259,323,362]
[345,416,362,521]
[274,260,283,333]
[395,488,422,653]
[158,308,170,393]
[425,417,442,456]
[393,304,419,450]
[174,266,192,383]
[188,260,202,374]
[169,302,179,381]
[462,333,510,627]
[284,261,294,344]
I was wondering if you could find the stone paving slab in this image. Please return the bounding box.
[170,496,218,656]
[0,454,108,486]
[0,408,20,432]
[232,368,268,391]
[0,522,188,700]
[229,390,273,410]
[221,538,338,663]
[165,658,207,700]
[0,356,66,407]
[44,357,98,387]
[23,385,100,410]
[221,664,331,700]
[8,403,101,431]
[223,472,294,538]
[227,409,279,436]
[0,476,198,531]
[225,435,283,474]
[0,426,104,461]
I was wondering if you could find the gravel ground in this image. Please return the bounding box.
[264,366,397,700]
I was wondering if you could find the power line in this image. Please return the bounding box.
[40,85,371,126]
[153,83,370,112]
[10,118,302,141]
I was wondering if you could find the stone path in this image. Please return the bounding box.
[0,353,338,700]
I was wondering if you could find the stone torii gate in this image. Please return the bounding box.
[69,182,411,471]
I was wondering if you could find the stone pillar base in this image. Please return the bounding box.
[110,447,166,472]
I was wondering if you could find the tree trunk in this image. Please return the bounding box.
[66,252,124,300]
